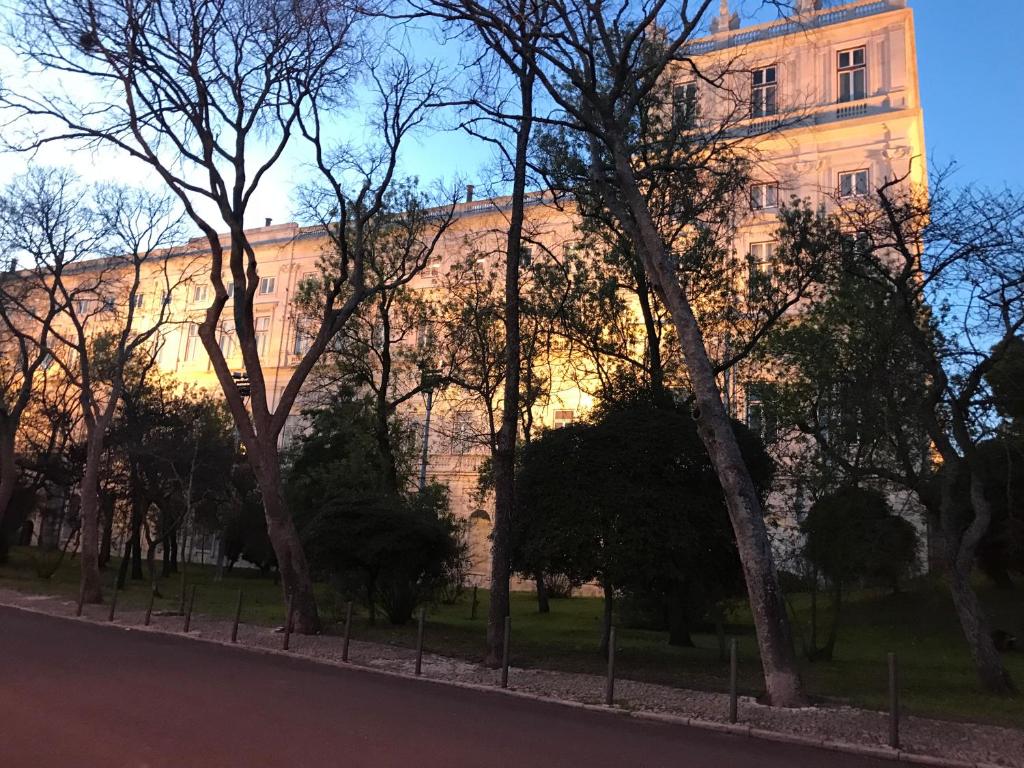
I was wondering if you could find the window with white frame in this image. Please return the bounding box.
[259,276,276,295]
[185,322,201,361]
[552,409,575,429]
[218,326,234,357]
[254,315,271,354]
[747,241,777,299]
[745,383,776,441]
[837,46,866,103]
[132,293,145,309]
[672,81,698,126]
[750,182,779,211]
[293,318,312,356]
[838,169,870,198]
[192,284,208,303]
[751,65,777,117]
[74,299,91,315]
[450,412,475,455]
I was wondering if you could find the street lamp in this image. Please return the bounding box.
[418,366,442,493]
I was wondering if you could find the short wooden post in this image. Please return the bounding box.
[76,581,86,617]
[178,570,187,615]
[183,585,197,633]
[231,590,243,643]
[342,601,353,662]
[729,638,739,724]
[283,595,295,651]
[469,585,478,620]
[144,585,156,626]
[107,578,119,623]
[605,626,616,706]
[415,607,426,676]
[888,652,900,749]
[501,615,511,688]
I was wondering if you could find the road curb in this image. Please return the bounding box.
[0,598,1001,768]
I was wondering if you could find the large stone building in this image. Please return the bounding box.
[23,0,927,577]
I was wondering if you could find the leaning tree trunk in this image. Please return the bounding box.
[604,147,805,707]
[486,69,535,668]
[940,472,1016,694]
[78,433,105,604]
[251,444,320,634]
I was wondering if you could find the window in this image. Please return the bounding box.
[838,169,870,198]
[450,412,475,455]
[425,255,443,280]
[520,245,533,267]
[837,46,866,103]
[74,299,91,315]
[254,315,270,354]
[293,319,311,356]
[750,183,779,211]
[132,293,145,309]
[162,290,172,306]
[259,276,276,295]
[751,66,778,117]
[185,323,201,362]
[745,384,777,441]
[552,409,575,429]
[192,284,208,303]
[219,325,234,360]
[747,242,777,299]
[672,81,698,127]
[226,282,234,299]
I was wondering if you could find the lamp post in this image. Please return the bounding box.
[418,366,441,493]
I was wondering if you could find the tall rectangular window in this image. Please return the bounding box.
[132,293,145,309]
[748,242,777,299]
[750,182,779,211]
[259,276,276,295]
[745,384,777,441]
[751,66,777,117]
[838,169,870,198]
[837,46,866,103]
[672,81,698,127]
[185,323,201,361]
[293,319,311,356]
[192,284,208,303]
[254,315,270,354]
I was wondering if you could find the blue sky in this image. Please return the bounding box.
[915,1,1024,188]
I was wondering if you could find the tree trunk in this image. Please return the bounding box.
[253,446,320,634]
[78,434,104,604]
[0,427,18,537]
[486,69,535,668]
[116,536,133,590]
[602,145,805,706]
[599,582,614,657]
[668,583,695,647]
[99,492,114,569]
[535,572,550,614]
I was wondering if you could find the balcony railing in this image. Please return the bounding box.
[686,0,906,56]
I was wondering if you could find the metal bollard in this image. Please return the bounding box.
[501,615,511,688]
[144,585,157,626]
[107,578,119,623]
[183,585,197,633]
[605,626,616,706]
[729,638,739,724]
[283,595,295,651]
[342,601,353,662]
[76,582,86,617]
[888,653,900,749]
[415,607,426,676]
[470,586,479,620]
[231,590,243,643]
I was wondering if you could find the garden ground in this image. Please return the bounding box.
[2,545,1021,727]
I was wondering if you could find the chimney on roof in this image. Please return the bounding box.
[265,217,272,227]
[465,184,474,203]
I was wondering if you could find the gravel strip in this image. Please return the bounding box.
[3,588,1020,767]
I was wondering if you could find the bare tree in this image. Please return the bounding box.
[1,0,460,630]
[0,167,185,601]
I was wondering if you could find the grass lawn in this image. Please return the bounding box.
[2,545,1022,727]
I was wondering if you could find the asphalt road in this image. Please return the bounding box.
[0,606,890,767]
